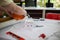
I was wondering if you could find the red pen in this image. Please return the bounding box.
[6,32,25,40]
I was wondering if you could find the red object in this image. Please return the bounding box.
[46,13,58,20]
[6,32,25,40]
[58,14,60,20]
[39,33,46,39]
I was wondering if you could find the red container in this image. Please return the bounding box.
[46,13,58,20]
[58,14,60,20]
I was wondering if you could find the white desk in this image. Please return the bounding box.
[0,19,60,40]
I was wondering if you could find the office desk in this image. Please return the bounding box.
[0,19,60,40]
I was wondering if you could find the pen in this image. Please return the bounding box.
[6,32,25,40]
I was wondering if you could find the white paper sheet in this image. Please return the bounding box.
[7,19,60,40]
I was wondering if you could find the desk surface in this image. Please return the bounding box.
[0,19,60,40]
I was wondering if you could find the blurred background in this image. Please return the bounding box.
[0,0,60,22]
[13,0,60,8]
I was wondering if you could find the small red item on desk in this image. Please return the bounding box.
[6,32,25,40]
[39,33,46,39]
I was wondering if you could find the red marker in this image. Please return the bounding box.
[6,32,25,40]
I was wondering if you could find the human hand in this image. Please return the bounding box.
[2,3,27,20]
